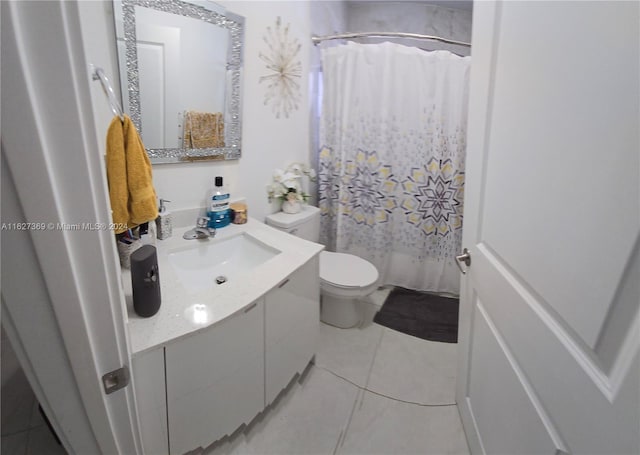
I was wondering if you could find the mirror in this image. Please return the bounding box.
[114,0,244,163]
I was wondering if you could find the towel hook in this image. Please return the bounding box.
[90,65,124,121]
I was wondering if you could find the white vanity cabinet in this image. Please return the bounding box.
[264,256,320,405]
[164,298,264,455]
[130,254,321,455]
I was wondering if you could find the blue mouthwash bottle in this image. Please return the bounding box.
[207,176,231,229]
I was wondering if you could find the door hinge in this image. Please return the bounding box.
[102,365,130,394]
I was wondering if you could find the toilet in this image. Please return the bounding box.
[265,206,379,328]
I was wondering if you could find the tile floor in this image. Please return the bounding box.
[2,287,469,455]
[1,328,66,455]
[203,287,469,455]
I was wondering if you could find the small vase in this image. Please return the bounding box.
[282,200,302,214]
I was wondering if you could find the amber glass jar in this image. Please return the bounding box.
[230,202,247,224]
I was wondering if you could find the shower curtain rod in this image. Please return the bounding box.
[311,32,471,48]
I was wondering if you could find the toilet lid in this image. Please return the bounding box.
[320,251,379,289]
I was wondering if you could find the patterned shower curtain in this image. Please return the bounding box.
[318,42,471,294]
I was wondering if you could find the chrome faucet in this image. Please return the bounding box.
[183,216,216,240]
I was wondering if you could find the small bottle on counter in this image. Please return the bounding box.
[207,176,231,229]
[156,198,172,240]
[139,222,156,246]
[230,202,247,224]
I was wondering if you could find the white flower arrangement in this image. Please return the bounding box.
[267,162,317,203]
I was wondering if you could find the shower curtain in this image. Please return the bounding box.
[318,42,471,294]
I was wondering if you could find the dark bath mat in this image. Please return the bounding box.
[374,287,459,343]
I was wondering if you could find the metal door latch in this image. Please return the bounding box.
[102,366,130,394]
[456,248,471,274]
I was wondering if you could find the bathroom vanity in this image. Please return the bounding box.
[125,219,323,454]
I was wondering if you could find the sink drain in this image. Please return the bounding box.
[215,276,228,285]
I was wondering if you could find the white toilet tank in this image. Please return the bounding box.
[264,205,320,242]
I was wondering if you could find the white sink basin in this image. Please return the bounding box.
[168,233,280,294]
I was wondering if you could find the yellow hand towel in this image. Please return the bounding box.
[106,115,158,234]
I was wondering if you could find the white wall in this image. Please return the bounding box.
[310,0,348,42]
[222,1,313,222]
[78,1,470,224]
[78,1,317,224]
[345,1,472,56]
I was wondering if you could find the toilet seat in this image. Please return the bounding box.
[320,251,378,289]
[264,208,380,328]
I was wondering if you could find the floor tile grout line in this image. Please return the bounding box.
[27,396,37,427]
[333,312,387,451]
[28,400,47,432]
[363,325,386,390]
[324,296,385,455]
[1,427,32,438]
[332,385,365,455]
[331,428,344,455]
[323,288,458,454]
[314,363,457,408]
[23,428,30,455]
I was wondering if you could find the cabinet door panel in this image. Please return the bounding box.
[132,348,169,455]
[165,299,264,454]
[265,258,320,405]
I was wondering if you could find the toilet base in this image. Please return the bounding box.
[320,294,361,328]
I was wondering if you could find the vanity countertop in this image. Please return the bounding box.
[124,218,323,356]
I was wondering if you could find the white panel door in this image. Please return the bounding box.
[3,1,143,453]
[457,2,639,454]
[117,23,181,148]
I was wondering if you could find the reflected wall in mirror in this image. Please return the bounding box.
[114,0,245,163]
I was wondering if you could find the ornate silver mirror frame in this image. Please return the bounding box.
[118,0,244,163]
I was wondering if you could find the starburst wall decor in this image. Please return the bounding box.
[259,17,302,119]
